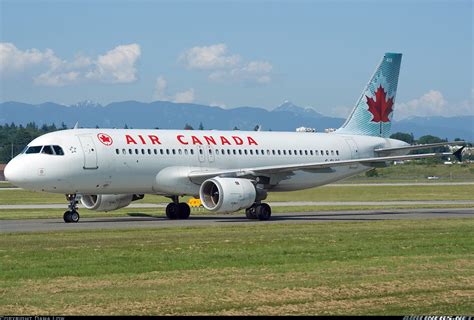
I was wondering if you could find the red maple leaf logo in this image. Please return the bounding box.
[97,133,113,146]
[366,85,394,123]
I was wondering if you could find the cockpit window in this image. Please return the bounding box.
[53,145,64,155]
[24,145,65,156]
[25,146,43,154]
[42,145,55,155]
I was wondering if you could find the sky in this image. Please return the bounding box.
[0,0,472,120]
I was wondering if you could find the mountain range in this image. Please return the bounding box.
[0,100,472,141]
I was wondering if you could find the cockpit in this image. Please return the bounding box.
[23,145,65,156]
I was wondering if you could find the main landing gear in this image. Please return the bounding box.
[165,196,191,220]
[64,194,80,223]
[245,203,272,221]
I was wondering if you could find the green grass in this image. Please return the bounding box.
[1,184,473,206]
[0,219,472,315]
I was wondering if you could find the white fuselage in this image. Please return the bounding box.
[5,128,407,196]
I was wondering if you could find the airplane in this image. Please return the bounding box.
[4,52,465,223]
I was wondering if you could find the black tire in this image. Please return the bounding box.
[256,203,271,221]
[63,211,72,223]
[245,206,257,219]
[70,210,80,223]
[166,203,179,219]
[178,203,191,219]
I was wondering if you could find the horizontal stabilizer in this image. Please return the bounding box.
[375,141,465,155]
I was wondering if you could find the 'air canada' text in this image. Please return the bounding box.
[124,134,258,146]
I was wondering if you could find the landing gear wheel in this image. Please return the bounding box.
[256,203,271,221]
[178,203,191,219]
[63,211,72,223]
[245,205,257,219]
[70,210,80,223]
[166,203,179,219]
[63,210,80,223]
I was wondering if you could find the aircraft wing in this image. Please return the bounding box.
[188,150,462,183]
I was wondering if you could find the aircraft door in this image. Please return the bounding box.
[78,135,98,169]
[344,138,359,168]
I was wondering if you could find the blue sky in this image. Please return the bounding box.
[0,0,472,119]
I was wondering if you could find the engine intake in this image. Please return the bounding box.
[199,177,257,213]
[81,194,141,211]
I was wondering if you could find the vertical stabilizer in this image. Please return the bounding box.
[336,53,402,137]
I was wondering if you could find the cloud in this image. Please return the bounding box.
[174,88,195,103]
[0,42,141,86]
[153,76,195,103]
[85,44,141,83]
[0,42,59,73]
[209,60,273,85]
[180,43,273,85]
[394,90,474,119]
[179,43,240,70]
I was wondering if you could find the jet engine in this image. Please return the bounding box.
[80,194,144,212]
[199,177,258,213]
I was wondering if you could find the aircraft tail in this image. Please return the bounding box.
[336,53,402,138]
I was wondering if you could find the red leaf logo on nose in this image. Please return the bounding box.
[366,85,394,123]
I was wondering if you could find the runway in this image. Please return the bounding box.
[1,208,472,233]
[2,200,474,210]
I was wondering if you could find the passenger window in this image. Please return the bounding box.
[326,150,329,156]
[135,149,139,155]
[53,145,65,155]
[289,150,292,155]
[233,150,236,155]
[129,149,133,155]
[315,150,319,155]
[250,150,253,155]
[148,149,151,155]
[166,149,170,155]
[310,150,313,155]
[321,150,324,155]
[179,149,182,155]
[141,149,145,155]
[331,150,334,155]
[122,149,126,155]
[267,150,270,155]
[42,146,54,155]
[283,150,286,155]
[336,150,339,156]
[154,149,157,155]
[190,149,194,155]
[277,150,281,155]
[25,146,43,154]
[160,149,164,155]
[255,150,258,155]
[115,149,120,155]
[199,149,203,155]
[239,150,242,155]
[172,149,176,155]
[184,149,188,155]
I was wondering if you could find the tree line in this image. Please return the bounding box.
[0,122,470,163]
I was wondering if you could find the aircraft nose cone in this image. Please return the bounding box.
[4,159,24,185]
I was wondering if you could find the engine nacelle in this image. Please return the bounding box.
[81,194,142,211]
[199,177,257,213]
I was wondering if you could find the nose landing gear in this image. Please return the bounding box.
[64,194,80,223]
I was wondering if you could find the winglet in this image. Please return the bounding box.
[453,146,465,162]
[73,122,79,129]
